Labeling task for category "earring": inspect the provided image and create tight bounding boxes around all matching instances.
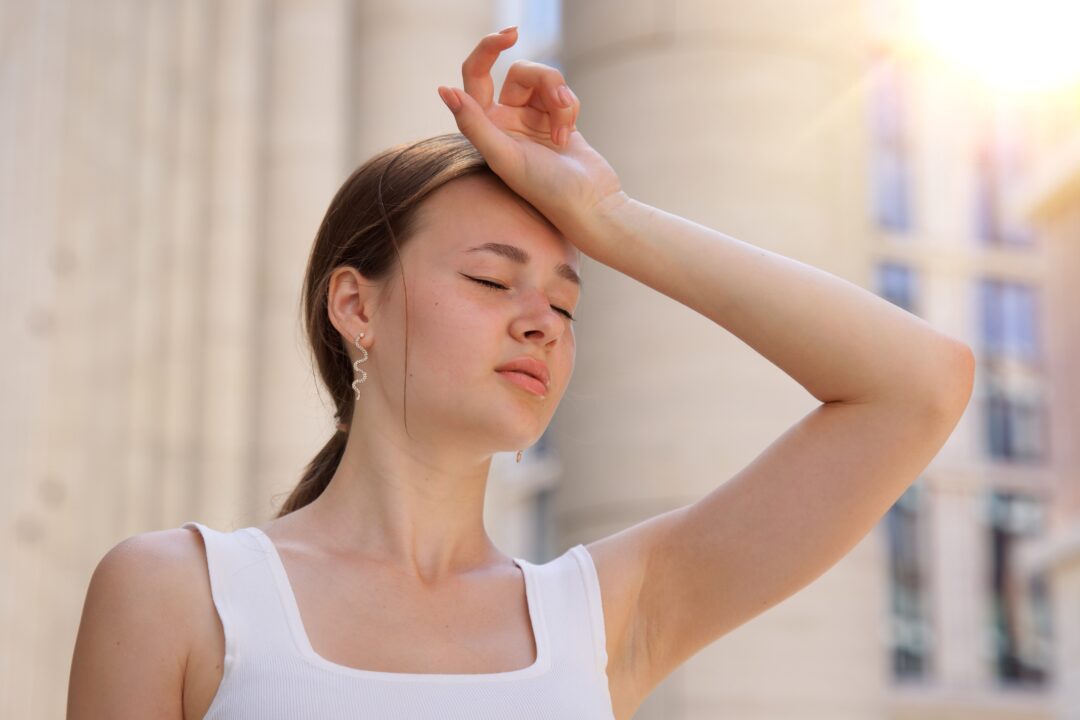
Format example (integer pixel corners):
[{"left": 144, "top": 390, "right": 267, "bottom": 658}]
[
  {"left": 516, "top": 450, "right": 523, "bottom": 463},
  {"left": 352, "top": 333, "right": 369, "bottom": 400}
]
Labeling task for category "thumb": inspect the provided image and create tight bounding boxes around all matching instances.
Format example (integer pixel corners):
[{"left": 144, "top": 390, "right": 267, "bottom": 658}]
[{"left": 438, "top": 86, "right": 518, "bottom": 175}]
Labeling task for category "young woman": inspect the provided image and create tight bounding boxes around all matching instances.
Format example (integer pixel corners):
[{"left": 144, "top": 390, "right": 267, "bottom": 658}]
[{"left": 68, "top": 27, "right": 975, "bottom": 720}]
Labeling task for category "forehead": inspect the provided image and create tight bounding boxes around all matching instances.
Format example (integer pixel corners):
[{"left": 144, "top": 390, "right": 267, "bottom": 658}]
[{"left": 416, "top": 175, "right": 580, "bottom": 269}]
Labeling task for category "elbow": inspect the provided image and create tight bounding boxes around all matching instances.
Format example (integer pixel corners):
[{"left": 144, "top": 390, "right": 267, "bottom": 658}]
[{"left": 923, "top": 340, "right": 976, "bottom": 422}]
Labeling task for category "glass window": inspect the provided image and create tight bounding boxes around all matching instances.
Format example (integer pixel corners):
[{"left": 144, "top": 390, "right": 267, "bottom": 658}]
[
  {"left": 885, "top": 480, "right": 934, "bottom": 680},
  {"left": 868, "top": 53, "right": 912, "bottom": 232},
  {"left": 978, "top": 279, "right": 1040, "bottom": 364},
  {"left": 985, "top": 390, "right": 1048, "bottom": 462},
  {"left": 877, "top": 262, "right": 918, "bottom": 314},
  {"left": 974, "top": 109, "right": 1036, "bottom": 248},
  {"left": 978, "top": 279, "right": 1046, "bottom": 462},
  {"left": 985, "top": 491, "right": 1053, "bottom": 686}
]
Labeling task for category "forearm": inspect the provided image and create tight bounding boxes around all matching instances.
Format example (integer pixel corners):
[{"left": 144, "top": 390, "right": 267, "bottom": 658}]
[{"left": 581, "top": 194, "right": 971, "bottom": 407}]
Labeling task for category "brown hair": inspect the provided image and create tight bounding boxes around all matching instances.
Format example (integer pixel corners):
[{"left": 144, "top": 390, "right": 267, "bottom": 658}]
[{"left": 273, "top": 132, "right": 498, "bottom": 518}]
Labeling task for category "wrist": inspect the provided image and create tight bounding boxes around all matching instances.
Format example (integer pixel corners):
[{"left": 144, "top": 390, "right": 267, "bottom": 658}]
[{"left": 573, "top": 190, "right": 635, "bottom": 263}]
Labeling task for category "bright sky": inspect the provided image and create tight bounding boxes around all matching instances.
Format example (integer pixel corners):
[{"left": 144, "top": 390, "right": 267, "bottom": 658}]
[{"left": 911, "top": 0, "right": 1080, "bottom": 94}]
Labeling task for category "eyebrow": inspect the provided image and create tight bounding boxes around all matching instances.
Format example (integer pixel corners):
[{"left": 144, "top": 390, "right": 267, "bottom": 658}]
[{"left": 462, "top": 242, "right": 582, "bottom": 288}]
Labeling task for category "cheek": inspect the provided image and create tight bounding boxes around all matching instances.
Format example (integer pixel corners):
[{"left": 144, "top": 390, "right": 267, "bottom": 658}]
[{"left": 409, "top": 291, "right": 492, "bottom": 384}]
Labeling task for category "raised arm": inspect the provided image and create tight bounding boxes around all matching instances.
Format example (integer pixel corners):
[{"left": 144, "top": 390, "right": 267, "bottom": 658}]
[
  {"left": 438, "top": 30, "right": 974, "bottom": 719},
  {"left": 576, "top": 193, "right": 973, "bottom": 714},
  {"left": 583, "top": 192, "right": 973, "bottom": 408}
]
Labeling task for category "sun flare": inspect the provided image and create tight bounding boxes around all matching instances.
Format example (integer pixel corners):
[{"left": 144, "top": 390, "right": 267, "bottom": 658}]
[{"left": 911, "top": 0, "right": 1080, "bottom": 94}]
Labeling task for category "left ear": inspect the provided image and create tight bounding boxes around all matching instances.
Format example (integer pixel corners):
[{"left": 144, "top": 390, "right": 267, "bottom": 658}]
[{"left": 327, "top": 266, "right": 381, "bottom": 349}]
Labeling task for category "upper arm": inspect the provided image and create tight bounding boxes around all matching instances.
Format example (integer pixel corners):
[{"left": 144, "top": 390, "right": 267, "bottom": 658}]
[
  {"left": 592, "top": 342, "right": 975, "bottom": 708},
  {"left": 68, "top": 530, "right": 198, "bottom": 720}
]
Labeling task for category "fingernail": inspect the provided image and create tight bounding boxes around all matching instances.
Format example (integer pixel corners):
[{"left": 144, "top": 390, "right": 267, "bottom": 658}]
[
  {"left": 438, "top": 86, "right": 461, "bottom": 112},
  {"left": 557, "top": 84, "right": 572, "bottom": 107},
  {"left": 498, "top": 25, "right": 517, "bottom": 34},
  {"left": 557, "top": 126, "right": 568, "bottom": 146}
]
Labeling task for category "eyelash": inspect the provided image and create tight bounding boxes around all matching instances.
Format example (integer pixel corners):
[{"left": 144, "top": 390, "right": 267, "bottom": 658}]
[{"left": 466, "top": 276, "right": 576, "bottom": 322}]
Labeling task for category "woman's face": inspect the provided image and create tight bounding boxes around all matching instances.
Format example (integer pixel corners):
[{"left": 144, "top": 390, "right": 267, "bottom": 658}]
[{"left": 368, "top": 173, "right": 581, "bottom": 456}]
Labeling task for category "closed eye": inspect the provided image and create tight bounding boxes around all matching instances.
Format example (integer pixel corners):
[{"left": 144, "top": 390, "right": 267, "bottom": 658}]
[{"left": 464, "top": 275, "right": 576, "bottom": 322}]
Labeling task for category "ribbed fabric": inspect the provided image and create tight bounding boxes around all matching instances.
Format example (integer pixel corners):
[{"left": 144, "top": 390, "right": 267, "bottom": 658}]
[{"left": 181, "top": 521, "right": 617, "bottom": 719}]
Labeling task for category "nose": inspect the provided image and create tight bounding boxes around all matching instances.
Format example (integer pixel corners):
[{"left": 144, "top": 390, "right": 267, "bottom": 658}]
[{"left": 510, "top": 288, "right": 568, "bottom": 345}]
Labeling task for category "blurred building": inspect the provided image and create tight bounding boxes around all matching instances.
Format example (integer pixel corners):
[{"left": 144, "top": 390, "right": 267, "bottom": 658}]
[
  {"left": 0, "top": 0, "right": 1074, "bottom": 719},
  {"left": 859, "top": 5, "right": 1058, "bottom": 719},
  {"left": 557, "top": 1, "right": 1062, "bottom": 719},
  {"left": 1017, "top": 90, "right": 1080, "bottom": 720}
]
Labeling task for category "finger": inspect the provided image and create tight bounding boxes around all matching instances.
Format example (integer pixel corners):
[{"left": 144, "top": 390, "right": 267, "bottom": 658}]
[
  {"left": 460, "top": 28, "right": 518, "bottom": 109},
  {"left": 522, "top": 87, "right": 578, "bottom": 147},
  {"left": 438, "top": 86, "right": 520, "bottom": 175},
  {"left": 515, "top": 80, "right": 577, "bottom": 147},
  {"left": 518, "top": 105, "right": 553, "bottom": 136},
  {"left": 498, "top": 60, "right": 577, "bottom": 145},
  {"left": 524, "top": 88, "right": 578, "bottom": 144},
  {"left": 567, "top": 86, "right": 581, "bottom": 129},
  {"left": 516, "top": 87, "right": 583, "bottom": 142}
]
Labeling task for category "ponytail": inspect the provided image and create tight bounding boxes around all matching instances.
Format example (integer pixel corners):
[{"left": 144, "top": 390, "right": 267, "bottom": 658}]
[{"left": 273, "top": 133, "right": 495, "bottom": 517}]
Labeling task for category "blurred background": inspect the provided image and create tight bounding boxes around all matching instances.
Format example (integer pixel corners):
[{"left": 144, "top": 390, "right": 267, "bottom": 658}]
[{"left": 2, "top": 0, "right": 1079, "bottom": 718}]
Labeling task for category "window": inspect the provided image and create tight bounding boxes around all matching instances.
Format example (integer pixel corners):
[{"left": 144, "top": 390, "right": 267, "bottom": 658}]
[
  {"left": 978, "top": 279, "right": 1039, "bottom": 362},
  {"left": 877, "top": 262, "right": 918, "bottom": 314},
  {"left": 868, "top": 53, "right": 912, "bottom": 232},
  {"left": 885, "top": 480, "right": 934, "bottom": 680},
  {"left": 978, "top": 279, "right": 1047, "bottom": 462},
  {"left": 985, "top": 491, "right": 1053, "bottom": 686},
  {"left": 974, "top": 108, "right": 1036, "bottom": 247}
]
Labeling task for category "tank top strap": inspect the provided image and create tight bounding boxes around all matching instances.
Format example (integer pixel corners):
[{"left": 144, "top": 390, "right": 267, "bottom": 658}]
[
  {"left": 519, "top": 543, "right": 610, "bottom": 680},
  {"left": 181, "top": 521, "right": 300, "bottom": 660}
]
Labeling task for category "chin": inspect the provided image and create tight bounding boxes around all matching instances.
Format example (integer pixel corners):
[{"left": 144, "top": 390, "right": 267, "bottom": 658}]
[
  {"left": 446, "top": 406, "right": 538, "bottom": 449},
  {"left": 493, "top": 415, "right": 549, "bottom": 451}
]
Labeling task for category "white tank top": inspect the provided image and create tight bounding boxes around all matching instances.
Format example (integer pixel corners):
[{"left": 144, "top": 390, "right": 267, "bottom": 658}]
[{"left": 181, "top": 521, "right": 617, "bottom": 719}]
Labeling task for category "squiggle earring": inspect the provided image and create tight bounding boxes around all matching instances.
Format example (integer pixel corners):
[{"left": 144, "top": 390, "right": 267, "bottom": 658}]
[{"left": 352, "top": 333, "right": 368, "bottom": 400}]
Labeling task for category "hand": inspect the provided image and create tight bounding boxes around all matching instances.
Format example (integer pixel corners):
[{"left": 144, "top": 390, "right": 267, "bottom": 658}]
[{"left": 437, "top": 28, "right": 627, "bottom": 258}]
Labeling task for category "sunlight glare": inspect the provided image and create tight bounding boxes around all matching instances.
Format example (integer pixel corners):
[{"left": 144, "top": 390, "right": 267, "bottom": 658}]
[{"left": 912, "top": 0, "right": 1080, "bottom": 94}]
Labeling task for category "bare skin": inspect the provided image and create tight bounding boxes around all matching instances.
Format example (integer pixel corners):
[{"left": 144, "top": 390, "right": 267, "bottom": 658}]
[
  {"left": 179, "top": 169, "right": 606, "bottom": 717},
  {"left": 70, "top": 27, "right": 973, "bottom": 720}
]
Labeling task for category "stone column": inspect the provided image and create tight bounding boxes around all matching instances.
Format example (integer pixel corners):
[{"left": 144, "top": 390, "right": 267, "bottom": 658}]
[
  {"left": 553, "top": 2, "right": 878, "bottom": 717},
  {"left": 249, "top": 0, "right": 353, "bottom": 519},
  {"left": 350, "top": 0, "right": 493, "bottom": 159}
]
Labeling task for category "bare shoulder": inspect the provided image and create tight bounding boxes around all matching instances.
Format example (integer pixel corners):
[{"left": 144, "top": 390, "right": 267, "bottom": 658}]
[{"left": 68, "top": 528, "right": 208, "bottom": 720}]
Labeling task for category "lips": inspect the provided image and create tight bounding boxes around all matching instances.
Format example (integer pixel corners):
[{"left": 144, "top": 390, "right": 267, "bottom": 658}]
[
  {"left": 497, "top": 370, "right": 547, "bottom": 397},
  {"left": 494, "top": 356, "right": 550, "bottom": 389}
]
